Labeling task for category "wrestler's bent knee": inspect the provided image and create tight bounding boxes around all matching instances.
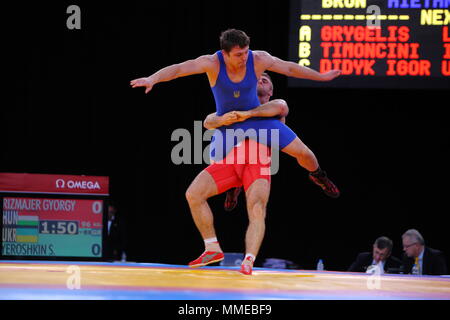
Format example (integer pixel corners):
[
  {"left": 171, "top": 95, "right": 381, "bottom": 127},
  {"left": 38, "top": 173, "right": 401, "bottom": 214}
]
[{"left": 185, "top": 185, "right": 205, "bottom": 205}]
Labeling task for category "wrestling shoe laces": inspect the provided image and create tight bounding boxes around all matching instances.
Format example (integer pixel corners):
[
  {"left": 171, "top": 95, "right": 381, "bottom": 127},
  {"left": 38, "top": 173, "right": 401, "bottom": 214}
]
[
  {"left": 188, "top": 251, "right": 224, "bottom": 268},
  {"left": 224, "top": 187, "right": 243, "bottom": 212},
  {"left": 240, "top": 256, "right": 254, "bottom": 275},
  {"left": 308, "top": 170, "right": 340, "bottom": 198}
]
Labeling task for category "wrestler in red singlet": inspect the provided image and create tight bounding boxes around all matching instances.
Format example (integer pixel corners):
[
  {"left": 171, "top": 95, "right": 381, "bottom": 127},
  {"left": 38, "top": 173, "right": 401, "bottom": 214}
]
[{"left": 206, "top": 138, "right": 271, "bottom": 195}]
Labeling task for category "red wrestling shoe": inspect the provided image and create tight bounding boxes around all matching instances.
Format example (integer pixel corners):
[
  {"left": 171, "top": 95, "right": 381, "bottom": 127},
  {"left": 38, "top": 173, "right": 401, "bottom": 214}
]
[
  {"left": 239, "top": 256, "right": 254, "bottom": 275},
  {"left": 188, "top": 251, "right": 224, "bottom": 268},
  {"left": 308, "top": 170, "right": 340, "bottom": 198},
  {"left": 224, "top": 187, "right": 243, "bottom": 212}
]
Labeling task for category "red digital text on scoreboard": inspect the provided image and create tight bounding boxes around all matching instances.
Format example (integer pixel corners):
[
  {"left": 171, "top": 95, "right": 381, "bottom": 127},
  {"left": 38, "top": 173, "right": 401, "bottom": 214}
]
[
  {"left": 443, "top": 26, "right": 450, "bottom": 74},
  {"left": 318, "top": 25, "right": 442, "bottom": 76}
]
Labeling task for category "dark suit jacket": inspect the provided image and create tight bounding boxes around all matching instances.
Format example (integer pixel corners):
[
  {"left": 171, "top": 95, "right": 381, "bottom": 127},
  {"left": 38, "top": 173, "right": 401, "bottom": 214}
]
[
  {"left": 348, "top": 252, "right": 402, "bottom": 273},
  {"left": 106, "top": 216, "right": 126, "bottom": 261},
  {"left": 401, "top": 247, "right": 447, "bottom": 275}
]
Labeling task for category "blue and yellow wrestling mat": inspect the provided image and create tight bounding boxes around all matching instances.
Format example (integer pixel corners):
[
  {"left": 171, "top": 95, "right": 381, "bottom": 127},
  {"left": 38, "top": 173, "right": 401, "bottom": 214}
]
[{"left": 1, "top": 260, "right": 449, "bottom": 300}]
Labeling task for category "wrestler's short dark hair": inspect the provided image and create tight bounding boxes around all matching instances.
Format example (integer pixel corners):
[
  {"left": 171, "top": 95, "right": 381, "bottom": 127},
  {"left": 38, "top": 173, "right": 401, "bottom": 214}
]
[
  {"left": 220, "top": 29, "right": 250, "bottom": 53},
  {"left": 261, "top": 72, "right": 272, "bottom": 83},
  {"left": 374, "top": 236, "right": 393, "bottom": 252}
]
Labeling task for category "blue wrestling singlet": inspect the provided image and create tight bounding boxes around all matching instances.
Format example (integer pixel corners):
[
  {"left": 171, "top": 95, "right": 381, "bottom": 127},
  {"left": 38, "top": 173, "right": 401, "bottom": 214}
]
[{"left": 209, "top": 50, "right": 297, "bottom": 161}]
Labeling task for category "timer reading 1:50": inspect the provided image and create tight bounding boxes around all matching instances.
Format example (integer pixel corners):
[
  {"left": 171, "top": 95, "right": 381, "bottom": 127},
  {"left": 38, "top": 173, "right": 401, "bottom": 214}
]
[{"left": 39, "top": 221, "right": 79, "bottom": 235}]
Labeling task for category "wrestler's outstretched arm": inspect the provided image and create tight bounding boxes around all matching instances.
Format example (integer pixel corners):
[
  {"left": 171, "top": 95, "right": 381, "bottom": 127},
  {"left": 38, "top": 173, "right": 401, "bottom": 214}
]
[
  {"left": 130, "top": 55, "right": 216, "bottom": 93},
  {"left": 203, "top": 99, "right": 289, "bottom": 130},
  {"left": 254, "top": 50, "right": 341, "bottom": 81}
]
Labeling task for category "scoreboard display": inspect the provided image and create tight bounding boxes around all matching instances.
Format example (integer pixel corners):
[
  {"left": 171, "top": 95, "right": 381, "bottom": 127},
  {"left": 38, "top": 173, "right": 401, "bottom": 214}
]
[
  {"left": 288, "top": 0, "right": 450, "bottom": 88},
  {"left": 0, "top": 173, "right": 109, "bottom": 261},
  {"left": 2, "top": 197, "right": 103, "bottom": 258}
]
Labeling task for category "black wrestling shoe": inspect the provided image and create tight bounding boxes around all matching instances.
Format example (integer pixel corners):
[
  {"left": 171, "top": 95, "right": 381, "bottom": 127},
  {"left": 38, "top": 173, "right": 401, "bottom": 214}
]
[
  {"left": 224, "top": 187, "right": 243, "bottom": 211},
  {"left": 308, "top": 170, "right": 340, "bottom": 198}
]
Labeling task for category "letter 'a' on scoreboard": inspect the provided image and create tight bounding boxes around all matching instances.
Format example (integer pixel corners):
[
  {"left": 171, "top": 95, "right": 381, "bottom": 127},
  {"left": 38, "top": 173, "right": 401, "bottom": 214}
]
[
  {"left": 0, "top": 173, "right": 110, "bottom": 262},
  {"left": 288, "top": 0, "right": 450, "bottom": 89}
]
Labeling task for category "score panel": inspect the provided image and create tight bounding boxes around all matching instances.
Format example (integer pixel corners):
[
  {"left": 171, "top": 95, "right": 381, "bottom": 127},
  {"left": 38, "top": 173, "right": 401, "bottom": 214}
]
[
  {"left": 2, "top": 197, "right": 104, "bottom": 258},
  {"left": 0, "top": 173, "right": 109, "bottom": 261},
  {"left": 288, "top": 0, "right": 450, "bottom": 88}
]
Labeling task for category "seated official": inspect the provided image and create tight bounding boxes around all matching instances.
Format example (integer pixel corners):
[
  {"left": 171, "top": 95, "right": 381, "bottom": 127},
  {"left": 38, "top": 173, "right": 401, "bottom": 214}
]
[
  {"left": 348, "top": 236, "right": 402, "bottom": 274},
  {"left": 401, "top": 229, "right": 447, "bottom": 276}
]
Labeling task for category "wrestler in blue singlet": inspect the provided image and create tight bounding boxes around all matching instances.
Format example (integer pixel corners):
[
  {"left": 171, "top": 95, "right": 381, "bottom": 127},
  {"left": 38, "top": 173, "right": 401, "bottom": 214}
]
[{"left": 209, "top": 50, "right": 297, "bottom": 161}]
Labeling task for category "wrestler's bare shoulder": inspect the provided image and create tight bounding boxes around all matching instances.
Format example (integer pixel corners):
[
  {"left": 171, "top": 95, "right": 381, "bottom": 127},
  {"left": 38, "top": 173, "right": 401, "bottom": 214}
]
[
  {"left": 252, "top": 50, "right": 272, "bottom": 61},
  {"left": 197, "top": 53, "right": 219, "bottom": 64},
  {"left": 252, "top": 50, "right": 275, "bottom": 73},
  {"left": 194, "top": 53, "right": 219, "bottom": 73}
]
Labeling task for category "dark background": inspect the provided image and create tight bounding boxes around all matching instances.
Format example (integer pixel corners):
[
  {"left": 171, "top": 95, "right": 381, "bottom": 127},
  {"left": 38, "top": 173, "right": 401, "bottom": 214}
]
[{"left": 2, "top": 1, "right": 449, "bottom": 271}]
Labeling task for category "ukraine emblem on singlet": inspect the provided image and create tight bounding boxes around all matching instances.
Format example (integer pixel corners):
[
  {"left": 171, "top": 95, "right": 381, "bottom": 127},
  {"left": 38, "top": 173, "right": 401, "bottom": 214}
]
[{"left": 233, "top": 90, "right": 240, "bottom": 98}]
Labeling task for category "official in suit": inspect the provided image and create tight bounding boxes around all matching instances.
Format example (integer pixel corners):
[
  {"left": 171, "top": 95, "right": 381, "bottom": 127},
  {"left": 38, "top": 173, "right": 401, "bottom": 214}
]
[
  {"left": 348, "top": 236, "right": 402, "bottom": 274},
  {"left": 106, "top": 202, "right": 127, "bottom": 261},
  {"left": 401, "top": 229, "right": 447, "bottom": 276}
]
